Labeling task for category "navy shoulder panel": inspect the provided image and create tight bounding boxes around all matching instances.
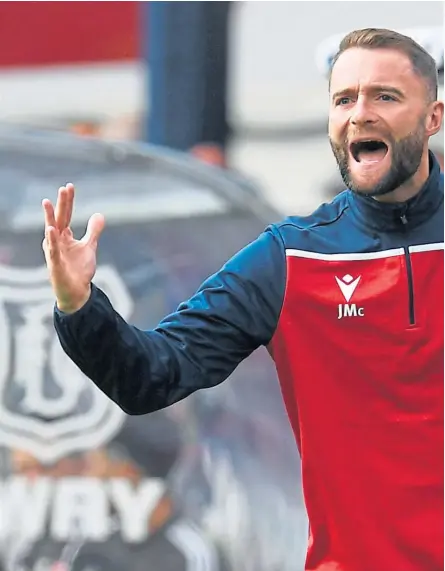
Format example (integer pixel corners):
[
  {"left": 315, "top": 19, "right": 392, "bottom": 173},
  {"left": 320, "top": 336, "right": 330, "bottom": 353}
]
[
  {"left": 281, "top": 191, "right": 350, "bottom": 231},
  {"left": 271, "top": 191, "right": 378, "bottom": 255}
]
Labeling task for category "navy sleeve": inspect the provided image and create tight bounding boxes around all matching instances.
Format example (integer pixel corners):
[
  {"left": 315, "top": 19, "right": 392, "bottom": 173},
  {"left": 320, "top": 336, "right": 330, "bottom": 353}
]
[{"left": 53, "top": 225, "right": 286, "bottom": 414}]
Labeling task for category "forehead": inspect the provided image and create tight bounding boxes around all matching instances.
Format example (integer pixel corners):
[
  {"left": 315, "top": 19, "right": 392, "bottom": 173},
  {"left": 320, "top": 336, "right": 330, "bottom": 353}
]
[{"left": 330, "top": 47, "right": 424, "bottom": 95}]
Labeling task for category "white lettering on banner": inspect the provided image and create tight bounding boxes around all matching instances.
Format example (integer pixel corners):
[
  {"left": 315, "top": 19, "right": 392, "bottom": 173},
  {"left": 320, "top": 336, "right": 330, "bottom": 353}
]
[
  {"left": 110, "top": 479, "right": 166, "bottom": 542},
  {"left": 0, "top": 265, "right": 133, "bottom": 462},
  {"left": 0, "top": 477, "right": 166, "bottom": 543},
  {"left": 51, "top": 478, "right": 110, "bottom": 542},
  {"left": 0, "top": 477, "right": 52, "bottom": 540}
]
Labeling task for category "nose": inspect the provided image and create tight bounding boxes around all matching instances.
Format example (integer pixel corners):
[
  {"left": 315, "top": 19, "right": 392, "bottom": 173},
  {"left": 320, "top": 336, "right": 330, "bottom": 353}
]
[{"left": 350, "top": 97, "right": 378, "bottom": 127}]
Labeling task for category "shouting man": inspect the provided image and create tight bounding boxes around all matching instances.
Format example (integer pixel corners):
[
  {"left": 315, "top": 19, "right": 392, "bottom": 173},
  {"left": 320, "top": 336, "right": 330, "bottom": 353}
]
[{"left": 43, "top": 29, "right": 444, "bottom": 571}]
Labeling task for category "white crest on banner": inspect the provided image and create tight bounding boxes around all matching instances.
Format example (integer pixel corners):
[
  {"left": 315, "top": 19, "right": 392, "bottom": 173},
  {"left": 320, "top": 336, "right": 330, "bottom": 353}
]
[{"left": 0, "top": 265, "right": 133, "bottom": 463}]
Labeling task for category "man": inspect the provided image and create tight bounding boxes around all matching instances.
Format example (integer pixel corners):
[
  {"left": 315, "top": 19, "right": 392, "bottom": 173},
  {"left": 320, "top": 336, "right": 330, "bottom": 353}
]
[{"left": 42, "top": 29, "right": 444, "bottom": 571}]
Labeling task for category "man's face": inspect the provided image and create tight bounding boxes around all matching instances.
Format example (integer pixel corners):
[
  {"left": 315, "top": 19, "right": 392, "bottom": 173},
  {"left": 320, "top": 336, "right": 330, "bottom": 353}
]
[{"left": 328, "top": 47, "right": 434, "bottom": 196}]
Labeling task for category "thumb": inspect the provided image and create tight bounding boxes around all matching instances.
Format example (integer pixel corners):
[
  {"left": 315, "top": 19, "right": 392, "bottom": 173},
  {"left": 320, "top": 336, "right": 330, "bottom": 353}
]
[{"left": 82, "top": 213, "right": 105, "bottom": 247}]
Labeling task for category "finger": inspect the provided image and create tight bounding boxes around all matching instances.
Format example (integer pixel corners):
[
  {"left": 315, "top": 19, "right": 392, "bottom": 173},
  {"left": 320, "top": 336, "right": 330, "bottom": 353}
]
[
  {"left": 46, "top": 225, "right": 61, "bottom": 264},
  {"left": 42, "top": 199, "right": 57, "bottom": 230},
  {"left": 54, "top": 184, "right": 74, "bottom": 231},
  {"left": 63, "top": 183, "right": 75, "bottom": 229},
  {"left": 81, "top": 213, "right": 105, "bottom": 247}
]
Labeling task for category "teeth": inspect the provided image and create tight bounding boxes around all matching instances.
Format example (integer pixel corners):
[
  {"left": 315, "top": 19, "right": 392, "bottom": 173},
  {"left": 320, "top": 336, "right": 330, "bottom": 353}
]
[{"left": 354, "top": 140, "right": 383, "bottom": 144}]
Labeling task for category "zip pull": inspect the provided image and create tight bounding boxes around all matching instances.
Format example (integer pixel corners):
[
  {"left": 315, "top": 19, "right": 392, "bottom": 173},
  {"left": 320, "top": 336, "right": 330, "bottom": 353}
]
[{"left": 399, "top": 205, "right": 409, "bottom": 226}]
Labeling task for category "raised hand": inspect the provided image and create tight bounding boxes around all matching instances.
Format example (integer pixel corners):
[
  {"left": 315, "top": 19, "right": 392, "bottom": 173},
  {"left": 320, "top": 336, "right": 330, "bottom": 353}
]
[{"left": 42, "top": 183, "right": 105, "bottom": 313}]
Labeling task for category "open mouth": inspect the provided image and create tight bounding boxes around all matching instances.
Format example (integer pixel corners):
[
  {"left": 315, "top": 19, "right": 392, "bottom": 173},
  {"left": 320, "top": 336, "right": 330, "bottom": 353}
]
[{"left": 350, "top": 140, "right": 388, "bottom": 163}]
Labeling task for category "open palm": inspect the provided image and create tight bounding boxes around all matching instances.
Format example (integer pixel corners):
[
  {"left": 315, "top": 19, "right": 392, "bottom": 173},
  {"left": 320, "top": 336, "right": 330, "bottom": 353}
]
[{"left": 42, "top": 183, "right": 105, "bottom": 313}]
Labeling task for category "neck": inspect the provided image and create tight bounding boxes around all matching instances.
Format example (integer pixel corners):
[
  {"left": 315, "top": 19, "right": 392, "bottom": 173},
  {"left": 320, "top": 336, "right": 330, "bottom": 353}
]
[{"left": 374, "top": 149, "right": 430, "bottom": 204}]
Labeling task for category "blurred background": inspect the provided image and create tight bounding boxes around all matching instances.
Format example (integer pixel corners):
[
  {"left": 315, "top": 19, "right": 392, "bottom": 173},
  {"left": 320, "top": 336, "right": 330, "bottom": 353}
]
[{"left": 0, "top": 2, "right": 443, "bottom": 571}]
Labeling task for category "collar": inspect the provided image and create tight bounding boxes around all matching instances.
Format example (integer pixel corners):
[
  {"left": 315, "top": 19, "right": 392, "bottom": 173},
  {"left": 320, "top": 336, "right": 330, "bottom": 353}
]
[{"left": 348, "top": 151, "right": 443, "bottom": 232}]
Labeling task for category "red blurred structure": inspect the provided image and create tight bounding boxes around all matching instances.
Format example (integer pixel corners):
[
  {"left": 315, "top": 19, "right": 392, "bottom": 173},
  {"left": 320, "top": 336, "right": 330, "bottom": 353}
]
[{"left": 0, "top": 1, "right": 139, "bottom": 67}]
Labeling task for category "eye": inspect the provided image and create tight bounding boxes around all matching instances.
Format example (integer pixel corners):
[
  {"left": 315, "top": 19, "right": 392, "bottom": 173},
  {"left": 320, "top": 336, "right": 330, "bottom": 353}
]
[
  {"left": 378, "top": 94, "right": 396, "bottom": 102},
  {"left": 336, "top": 97, "right": 352, "bottom": 106}
]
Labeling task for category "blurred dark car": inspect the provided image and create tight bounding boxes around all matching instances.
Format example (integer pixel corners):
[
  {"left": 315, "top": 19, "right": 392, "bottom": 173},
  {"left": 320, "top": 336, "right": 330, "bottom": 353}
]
[{"left": 0, "top": 127, "right": 307, "bottom": 571}]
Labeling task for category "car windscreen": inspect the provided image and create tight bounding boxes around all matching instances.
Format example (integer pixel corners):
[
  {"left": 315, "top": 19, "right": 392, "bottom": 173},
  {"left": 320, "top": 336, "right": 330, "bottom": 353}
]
[{"left": 0, "top": 136, "right": 307, "bottom": 571}]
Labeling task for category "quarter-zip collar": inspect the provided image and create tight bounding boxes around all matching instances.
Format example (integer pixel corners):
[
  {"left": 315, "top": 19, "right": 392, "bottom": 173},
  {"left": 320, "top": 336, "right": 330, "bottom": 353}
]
[{"left": 348, "top": 151, "right": 443, "bottom": 232}]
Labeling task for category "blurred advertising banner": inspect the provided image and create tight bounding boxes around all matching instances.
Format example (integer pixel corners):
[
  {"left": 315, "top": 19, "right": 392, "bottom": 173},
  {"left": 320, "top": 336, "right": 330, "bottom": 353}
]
[
  {"left": 0, "top": 128, "right": 308, "bottom": 571},
  {"left": 0, "top": 2, "right": 138, "bottom": 68}
]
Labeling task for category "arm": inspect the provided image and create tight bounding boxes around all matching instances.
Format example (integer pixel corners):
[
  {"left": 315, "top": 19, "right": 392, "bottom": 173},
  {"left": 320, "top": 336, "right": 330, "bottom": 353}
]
[{"left": 53, "top": 226, "right": 286, "bottom": 415}]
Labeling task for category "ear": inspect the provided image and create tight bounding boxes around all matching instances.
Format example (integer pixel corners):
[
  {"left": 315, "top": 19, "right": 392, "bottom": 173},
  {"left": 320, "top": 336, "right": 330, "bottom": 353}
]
[{"left": 426, "top": 100, "right": 444, "bottom": 137}]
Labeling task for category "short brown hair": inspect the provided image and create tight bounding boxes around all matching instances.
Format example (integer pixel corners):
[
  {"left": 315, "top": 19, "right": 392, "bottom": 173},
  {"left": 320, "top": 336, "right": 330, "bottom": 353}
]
[{"left": 329, "top": 28, "right": 438, "bottom": 101}]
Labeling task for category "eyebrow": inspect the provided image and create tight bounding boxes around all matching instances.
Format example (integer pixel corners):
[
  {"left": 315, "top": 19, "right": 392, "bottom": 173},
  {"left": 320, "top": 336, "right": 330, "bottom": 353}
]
[{"left": 331, "top": 85, "right": 405, "bottom": 100}]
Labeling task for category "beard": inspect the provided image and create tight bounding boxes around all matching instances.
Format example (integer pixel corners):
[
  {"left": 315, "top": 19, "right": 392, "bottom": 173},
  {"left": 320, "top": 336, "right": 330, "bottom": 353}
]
[{"left": 329, "top": 124, "right": 425, "bottom": 197}]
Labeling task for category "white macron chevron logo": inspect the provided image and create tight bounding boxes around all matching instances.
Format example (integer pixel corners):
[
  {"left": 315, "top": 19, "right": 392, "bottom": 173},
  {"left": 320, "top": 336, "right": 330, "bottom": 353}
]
[{"left": 335, "top": 274, "right": 361, "bottom": 303}]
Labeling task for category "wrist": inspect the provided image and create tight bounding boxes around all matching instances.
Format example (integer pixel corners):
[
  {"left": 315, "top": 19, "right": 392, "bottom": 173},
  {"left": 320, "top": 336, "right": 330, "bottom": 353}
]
[{"left": 56, "top": 287, "right": 91, "bottom": 314}]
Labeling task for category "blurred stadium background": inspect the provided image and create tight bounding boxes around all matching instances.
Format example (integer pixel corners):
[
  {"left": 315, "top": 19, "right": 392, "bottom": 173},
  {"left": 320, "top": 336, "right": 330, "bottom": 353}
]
[{"left": 0, "top": 2, "right": 443, "bottom": 571}]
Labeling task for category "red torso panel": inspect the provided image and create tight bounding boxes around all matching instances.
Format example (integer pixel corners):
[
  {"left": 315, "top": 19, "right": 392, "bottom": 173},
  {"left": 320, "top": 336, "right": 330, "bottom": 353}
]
[{"left": 271, "top": 244, "right": 444, "bottom": 571}]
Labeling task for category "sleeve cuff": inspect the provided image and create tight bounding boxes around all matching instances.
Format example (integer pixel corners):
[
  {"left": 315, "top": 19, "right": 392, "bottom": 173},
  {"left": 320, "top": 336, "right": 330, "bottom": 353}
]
[{"left": 53, "top": 283, "right": 99, "bottom": 321}]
